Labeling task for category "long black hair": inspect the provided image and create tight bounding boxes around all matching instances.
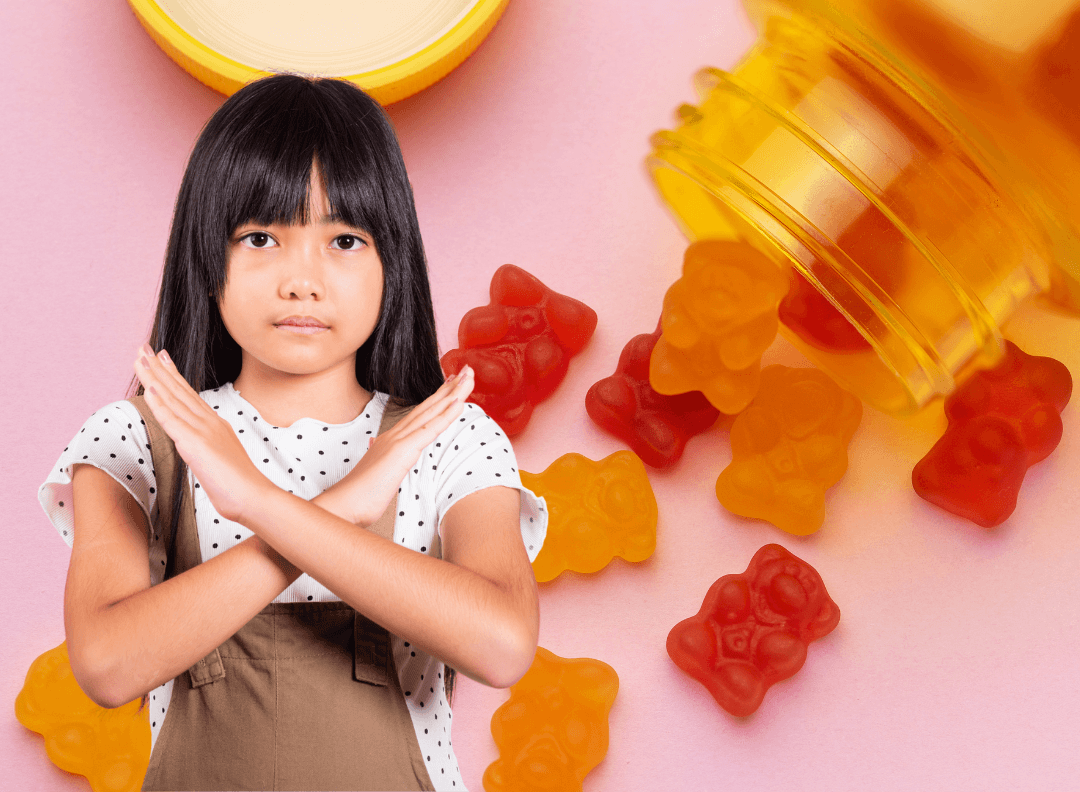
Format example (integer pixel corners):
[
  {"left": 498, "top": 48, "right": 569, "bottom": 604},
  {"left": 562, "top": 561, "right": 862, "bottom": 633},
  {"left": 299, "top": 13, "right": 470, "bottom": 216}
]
[
  {"left": 136, "top": 73, "right": 443, "bottom": 403},
  {"left": 133, "top": 75, "right": 444, "bottom": 554}
]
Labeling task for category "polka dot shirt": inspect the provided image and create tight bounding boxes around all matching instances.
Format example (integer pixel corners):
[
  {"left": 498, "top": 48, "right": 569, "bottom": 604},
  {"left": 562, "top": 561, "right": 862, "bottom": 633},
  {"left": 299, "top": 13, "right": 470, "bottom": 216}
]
[{"left": 39, "top": 383, "right": 547, "bottom": 792}]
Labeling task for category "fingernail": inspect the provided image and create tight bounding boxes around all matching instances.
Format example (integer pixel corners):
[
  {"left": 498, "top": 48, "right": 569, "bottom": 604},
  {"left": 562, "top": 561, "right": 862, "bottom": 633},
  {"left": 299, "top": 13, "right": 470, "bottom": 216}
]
[
  {"left": 158, "top": 349, "right": 171, "bottom": 363},
  {"left": 139, "top": 355, "right": 149, "bottom": 368},
  {"left": 461, "top": 365, "right": 473, "bottom": 378}
]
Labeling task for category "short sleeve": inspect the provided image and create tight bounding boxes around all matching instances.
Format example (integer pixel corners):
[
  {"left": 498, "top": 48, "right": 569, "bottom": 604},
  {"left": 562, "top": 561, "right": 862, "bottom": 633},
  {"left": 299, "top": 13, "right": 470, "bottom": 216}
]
[
  {"left": 430, "top": 402, "right": 547, "bottom": 562},
  {"left": 38, "top": 400, "right": 157, "bottom": 550}
]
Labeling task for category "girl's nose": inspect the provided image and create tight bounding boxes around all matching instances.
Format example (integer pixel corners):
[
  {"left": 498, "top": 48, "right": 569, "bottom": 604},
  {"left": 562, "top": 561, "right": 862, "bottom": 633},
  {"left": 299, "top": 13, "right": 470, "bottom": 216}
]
[{"left": 278, "top": 247, "right": 326, "bottom": 300}]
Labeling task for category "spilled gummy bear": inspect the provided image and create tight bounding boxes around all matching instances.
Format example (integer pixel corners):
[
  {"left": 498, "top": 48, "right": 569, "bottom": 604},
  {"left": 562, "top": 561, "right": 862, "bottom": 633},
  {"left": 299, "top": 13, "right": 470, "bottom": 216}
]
[
  {"left": 483, "top": 646, "right": 619, "bottom": 792},
  {"left": 441, "top": 265, "right": 597, "bottom": 436},
  {"left": 16, "top": 642, "right": 150, "bottom": 792},
  {"left": 667, "top": 544, "right": 840, "bottom": 717},
  {"left": 522, "top": 451, "right": 657, "bottom": 582},
  {"left": 716, "top": 365, "right": 862, "bottom": 535},
  {"left": 649, "top": 240, "right": 788, "bottom": 414},
  {"left": 912, "top": 340, "right": 1072, "bottom": 527},
  {"left": 586, "top": 318, "right": 719, "bottom": 468}
]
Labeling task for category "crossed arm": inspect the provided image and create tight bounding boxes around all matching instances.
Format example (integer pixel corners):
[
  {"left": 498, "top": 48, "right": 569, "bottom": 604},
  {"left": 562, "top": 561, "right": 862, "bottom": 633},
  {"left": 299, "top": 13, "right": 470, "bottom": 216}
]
[{"left": 64, "top": 351, "right": 539, "bottom": 709}]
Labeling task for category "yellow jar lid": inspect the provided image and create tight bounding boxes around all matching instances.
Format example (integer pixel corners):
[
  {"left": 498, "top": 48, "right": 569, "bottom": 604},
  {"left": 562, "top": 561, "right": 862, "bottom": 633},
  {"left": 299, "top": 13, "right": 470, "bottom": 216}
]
[{"left": 127, "top": 0, "right": 509, "bottom": 104}]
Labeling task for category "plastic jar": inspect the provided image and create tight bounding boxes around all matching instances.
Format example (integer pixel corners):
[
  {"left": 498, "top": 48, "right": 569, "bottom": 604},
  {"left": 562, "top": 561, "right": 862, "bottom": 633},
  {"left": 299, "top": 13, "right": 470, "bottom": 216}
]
[{"left": 648, "top": 0, "right": 1080, "bottom": 415}]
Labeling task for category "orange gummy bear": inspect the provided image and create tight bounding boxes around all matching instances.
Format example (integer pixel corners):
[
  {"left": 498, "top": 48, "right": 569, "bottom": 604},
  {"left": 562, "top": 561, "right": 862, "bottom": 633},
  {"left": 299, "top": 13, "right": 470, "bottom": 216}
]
[
  {"left": 521, "top": 451, "right": 657, "bottom": 582},
  {"left": 15, "top": 642, "right": 150, "bottom": 792},
  {"left": 716, "top": 366, "right": 862, "bottom": 535},
  {"left": 483, "top": 646, "right": 619, "bottom": 792},
  {"left": 649, "top": 240, "right": 788, "bottom": 414}
]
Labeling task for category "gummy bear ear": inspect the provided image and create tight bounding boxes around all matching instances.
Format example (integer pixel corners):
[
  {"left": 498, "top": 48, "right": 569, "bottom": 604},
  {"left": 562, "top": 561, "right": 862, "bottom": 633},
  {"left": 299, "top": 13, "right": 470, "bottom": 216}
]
[
  {"left": 491, "top": 264, "right": 545, "bottom": 306},
  {"left": 458, "top": 304, "right": 509, "bottom": 346},
  {"left": 808, "top": 598, "right": 841, "bottom": 640},
  {"left": 544, "top": 293, "right": 598, "bottom": 353},
  {"left": 564, "top": 662, "right": 620, "bottom": 708},
  {"left": 753, "top": 544, "right": 790, "bottom": 567},
  {"left": 1028, "top": 356, "right": 1074, "bottom": 411}
]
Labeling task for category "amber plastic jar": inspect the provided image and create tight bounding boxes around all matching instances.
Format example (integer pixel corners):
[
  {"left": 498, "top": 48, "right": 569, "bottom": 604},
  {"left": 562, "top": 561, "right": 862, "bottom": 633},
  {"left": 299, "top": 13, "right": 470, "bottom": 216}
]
[{"left": 649, "top": 0, "right": 1080, "bottom": 415}]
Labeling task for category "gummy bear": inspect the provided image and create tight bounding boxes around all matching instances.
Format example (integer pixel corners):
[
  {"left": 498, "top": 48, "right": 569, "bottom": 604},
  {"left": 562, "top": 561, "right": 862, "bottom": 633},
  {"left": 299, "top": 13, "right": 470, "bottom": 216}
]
[
  {"left": 585, "top": 318, "right": 720, "bottom": 468},
  {"left": 667, "top": 544, "right": 840, "bottom": 717},
  {"left": 778, "top": 270, "right": 871, "bottom": 353},
  {"left": 16, "top": 642, "right": 150, "bottom": 792},
  {"left": 912, "top": 340, "right": 1072, "bottom": 527},
  {"left": 715, "top": 365, "right": 862, "bottom": 535},
  {"left": 483, "top": 646, "right": 619, "bottom": 792},
  {"left": 441, "top": 265, "right": 598, "bottom": 436},
  {"left": 777, "top": 207, "right": 907, "bottom": 354},
  {"left": 521, "top": 451, "right": 657, "bottom": 582},
  {"left": 649, "top": 240, "right": 789, "bottom": 414}
]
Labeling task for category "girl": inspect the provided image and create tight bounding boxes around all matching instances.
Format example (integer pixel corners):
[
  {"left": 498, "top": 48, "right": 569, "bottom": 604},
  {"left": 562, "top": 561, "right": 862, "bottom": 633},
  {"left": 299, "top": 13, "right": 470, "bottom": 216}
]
[{"left": 39, "top": 74, "right": 545, "bottom": 791}]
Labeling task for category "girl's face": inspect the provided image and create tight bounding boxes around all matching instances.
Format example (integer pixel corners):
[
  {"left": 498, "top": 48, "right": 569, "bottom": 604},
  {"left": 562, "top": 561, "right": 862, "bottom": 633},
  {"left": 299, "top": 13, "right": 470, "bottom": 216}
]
[{"left": 219, "top": 175, "right": 384, "bottom": 384}]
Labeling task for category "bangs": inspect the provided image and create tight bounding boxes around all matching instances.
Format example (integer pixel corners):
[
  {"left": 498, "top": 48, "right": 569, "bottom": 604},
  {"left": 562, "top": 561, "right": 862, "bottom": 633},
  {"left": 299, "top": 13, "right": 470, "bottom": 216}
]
[{"left": 211, "top": 78, "right": 397, "bottom": 239}]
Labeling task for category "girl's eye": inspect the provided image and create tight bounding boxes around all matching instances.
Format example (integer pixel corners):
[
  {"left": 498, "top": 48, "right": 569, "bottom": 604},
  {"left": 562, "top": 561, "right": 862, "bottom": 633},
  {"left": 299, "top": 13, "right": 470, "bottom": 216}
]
[
  {"left": 240, "top": 232, "right": 277, "bottom": 249},
  {"left": 331, "top": 234, "right": 366, "bottom": 251}
]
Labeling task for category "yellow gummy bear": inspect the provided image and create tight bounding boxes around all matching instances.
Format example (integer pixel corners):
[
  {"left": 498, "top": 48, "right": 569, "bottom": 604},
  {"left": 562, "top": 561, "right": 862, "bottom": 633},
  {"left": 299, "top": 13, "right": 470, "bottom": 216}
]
[
  {"left": 649, "top": 240, "right": 788, "bottom": 414},
  {"left": 15, "top": 642, "right": 150, "bottom": 792},
  {"left": 521, "top": 451, "right": 657, "bottom": 582},
  {"left": 483, "top": 646, "right": 619, "bottom": 792},
  {"left": 715, "top": 365, "right": 862, "bottom": 535}
]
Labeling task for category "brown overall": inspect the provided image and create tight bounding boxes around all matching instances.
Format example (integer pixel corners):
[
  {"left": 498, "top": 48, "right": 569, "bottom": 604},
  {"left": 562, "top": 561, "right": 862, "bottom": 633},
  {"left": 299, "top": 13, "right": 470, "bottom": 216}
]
[{"left": 131, "top": 396, "right": 439, "bottom": 792}]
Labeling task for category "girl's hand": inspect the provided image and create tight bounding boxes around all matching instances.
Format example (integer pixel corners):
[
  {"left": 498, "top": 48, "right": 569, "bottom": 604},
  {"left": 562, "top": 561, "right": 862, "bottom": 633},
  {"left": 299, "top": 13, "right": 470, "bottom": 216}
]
[
  {"left": 134, "top": 344, "right": 270, "bottom": 524},
  {"left": 320, "top": 366, "right": 475, "bottom": 526}
]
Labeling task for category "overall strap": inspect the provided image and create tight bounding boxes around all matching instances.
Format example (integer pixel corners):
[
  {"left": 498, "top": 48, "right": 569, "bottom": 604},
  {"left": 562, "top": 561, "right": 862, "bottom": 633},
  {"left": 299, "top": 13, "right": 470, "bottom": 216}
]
[
  {"left": 128, "top": 394, "right": 179, "bottom": 568},
  {"left": 128, "top": 395, "right": 224, "bottom": 686}
]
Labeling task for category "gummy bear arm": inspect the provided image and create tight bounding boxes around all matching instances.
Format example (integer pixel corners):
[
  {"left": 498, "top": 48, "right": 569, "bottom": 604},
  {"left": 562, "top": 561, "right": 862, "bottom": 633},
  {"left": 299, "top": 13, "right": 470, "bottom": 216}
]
[{"left": 65, "top": 465, "right": 302, "bottom": 709}]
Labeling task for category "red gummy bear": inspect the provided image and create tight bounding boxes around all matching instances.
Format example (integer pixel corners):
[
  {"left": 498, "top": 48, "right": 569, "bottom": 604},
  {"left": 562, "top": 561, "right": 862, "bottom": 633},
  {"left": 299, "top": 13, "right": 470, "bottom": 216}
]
[
  {"left": 585, "top": 319, "right": 720, "bottom": 468},
  {"left": 778, "top": 208, "right": 906, "bottom": 354},
  {"left": 667, "top": 544, "right": 840, "bottom": 717},
  {"left": 912, "top": 340, "right": 1072, "bottom": 527},
  {"left": 441, "top": 265, "right": 598, "bottom": 436},
  {"left": 778, "top": 270, "right": 871, "bottom": 353}
]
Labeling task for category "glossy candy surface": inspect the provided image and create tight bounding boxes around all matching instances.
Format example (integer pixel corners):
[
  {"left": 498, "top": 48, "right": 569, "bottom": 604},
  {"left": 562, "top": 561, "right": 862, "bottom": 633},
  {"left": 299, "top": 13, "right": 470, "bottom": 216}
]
[
  {"left": 15, "top": 642, "right": 150, "bottom": 792},
  {"left": 483, "top": 646, "right": 619, "bottom": 792},
  {"left": 778, "top": 270, "right": 871, "bottom": 353},
  {"left": 716, "top": 365, "right": 862, "bottom": 535},
  {"left": 912, "top": 340, "right": 1073, "bottom": 527},
  {"left": 777, "top": 208, "right": 907, "bottom": 354},
  {"left": 586, "top": 318, "right": 719, "bottom": 467},
  {"left": 441, "top": 265, "right": 598, "bottom": 436},
  {"left": 522, "top": 451, "right": 657, "bottom": 582},
  {"left": 649, "top": 240, "right": 788, "bottom": 414},
  {"left": 667, "top": 544, "right": 840, "bottom": 717}
]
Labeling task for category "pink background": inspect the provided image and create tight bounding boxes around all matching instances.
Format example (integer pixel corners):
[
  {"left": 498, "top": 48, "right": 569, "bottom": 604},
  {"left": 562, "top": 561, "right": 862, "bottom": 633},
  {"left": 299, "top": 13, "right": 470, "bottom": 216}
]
[{"left": 4, "top": 1, "right": 1080, "bottom": 790}]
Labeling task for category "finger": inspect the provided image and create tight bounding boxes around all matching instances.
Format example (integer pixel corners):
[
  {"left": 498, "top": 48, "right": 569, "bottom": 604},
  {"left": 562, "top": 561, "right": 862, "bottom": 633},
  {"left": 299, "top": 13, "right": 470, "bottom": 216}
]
[
  {"left": 393, "top": 386, "right": 468, "bottom": 444},
  {"left": 134, "top": 345, "right": 167, "bottom": 396},
  {"left": 142, "top": 345, "right": 214, "bottom": 419},
  {"left": 153, "top": 349, "right": 223, "bottom": 424},
  {"left": 394, "top": 366, "right": 474, "bottom": 434},
  {"left": 136, "top": 352, "right": 206, "bottom": 428}
]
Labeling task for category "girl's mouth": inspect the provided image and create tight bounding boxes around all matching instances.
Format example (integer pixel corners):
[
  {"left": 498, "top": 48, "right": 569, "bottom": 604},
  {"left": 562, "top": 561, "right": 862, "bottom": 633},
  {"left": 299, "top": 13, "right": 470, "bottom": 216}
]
[{"left": 275, "top": 316, "right": 329, "bottom": 334}]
